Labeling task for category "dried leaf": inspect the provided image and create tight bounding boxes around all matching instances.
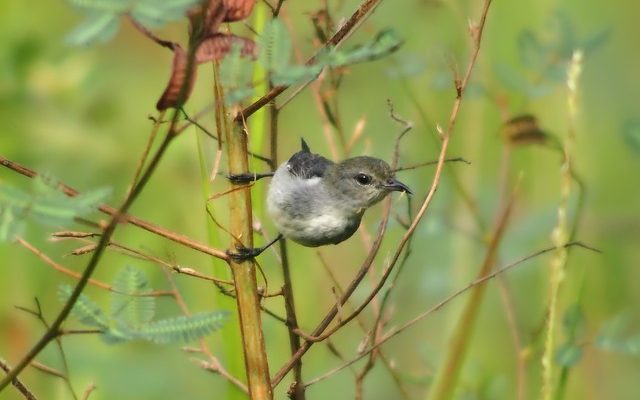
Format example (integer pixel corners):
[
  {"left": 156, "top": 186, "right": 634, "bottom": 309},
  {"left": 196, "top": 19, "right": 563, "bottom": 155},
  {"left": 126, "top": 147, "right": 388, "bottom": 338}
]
[
  {"left": 156, "top": 35, "right": 256, "bottom": 110},
  {"left": 223, "top": 0, "right": 255, "bottom": 22},
  {"left": 502, "top": 114, "right": 548, "bottom": 146},
  {"left": 156, "top": 44, "right": 195, "bottom": 111},
  {"left": 196, "top": 33, "right": 256, "bottom": 63}
]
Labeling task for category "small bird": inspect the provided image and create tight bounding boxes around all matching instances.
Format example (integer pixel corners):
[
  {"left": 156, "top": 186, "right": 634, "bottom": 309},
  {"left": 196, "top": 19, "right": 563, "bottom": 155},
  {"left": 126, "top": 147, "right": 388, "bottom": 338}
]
[{"left": 228, "top": 139, "right": 411, "bottom": 260}]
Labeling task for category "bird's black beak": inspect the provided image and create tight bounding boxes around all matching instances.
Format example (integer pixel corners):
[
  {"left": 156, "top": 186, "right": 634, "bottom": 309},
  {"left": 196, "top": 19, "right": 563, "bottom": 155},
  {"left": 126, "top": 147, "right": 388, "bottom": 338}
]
[{"left": 384, "top": 178, "right": 413, "bottom": 195}]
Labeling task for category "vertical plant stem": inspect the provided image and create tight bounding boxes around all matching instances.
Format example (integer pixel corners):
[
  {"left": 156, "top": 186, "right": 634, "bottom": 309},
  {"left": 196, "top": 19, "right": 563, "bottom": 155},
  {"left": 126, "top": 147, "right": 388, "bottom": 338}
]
[
  {"left": 540, "top": 50, "right": 583, "bottom": 400},
  {"left": 269, "top": 97, "right": 306, "bottom": 398},
  {"left": 223, "top": 99, "right": 272, "bottom": 398},
  {"left": 195, "top": 131, "right": 246, "bottom": 399}
]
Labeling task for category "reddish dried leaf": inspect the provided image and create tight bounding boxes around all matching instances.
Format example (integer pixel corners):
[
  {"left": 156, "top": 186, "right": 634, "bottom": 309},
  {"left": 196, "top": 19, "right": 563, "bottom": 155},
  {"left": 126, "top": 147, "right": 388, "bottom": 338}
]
[
  {"left": 156, "top": 35, "right": 256, "bottom": 110},
  {"left": 502, "top": 114, "right": 548, "bottom": 146},
  {"left": 156, "top": 45, "right": 197, "bottom": 111},
  {"left": 223, "top": 0, "right": 256, "bottom": 22},
  {"left": 204, "top": 0, "right": 228, "bottom": 33},
  {"left": 196, "top": 33, "right": 257, "bottom": 64}
]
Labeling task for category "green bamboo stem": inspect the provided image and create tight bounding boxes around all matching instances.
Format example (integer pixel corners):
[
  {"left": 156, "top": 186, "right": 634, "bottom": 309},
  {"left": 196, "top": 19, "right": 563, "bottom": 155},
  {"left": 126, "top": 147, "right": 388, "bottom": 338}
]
[{"left": 224, "top": 114, "right": 273, "bottom": 399}]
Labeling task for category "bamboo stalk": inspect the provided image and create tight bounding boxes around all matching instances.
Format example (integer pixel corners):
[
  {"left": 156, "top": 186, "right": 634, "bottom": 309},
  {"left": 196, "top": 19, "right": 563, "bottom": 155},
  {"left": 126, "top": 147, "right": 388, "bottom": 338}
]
[{"left": 223, "top": 110, "right": 273, "bottom": 399}]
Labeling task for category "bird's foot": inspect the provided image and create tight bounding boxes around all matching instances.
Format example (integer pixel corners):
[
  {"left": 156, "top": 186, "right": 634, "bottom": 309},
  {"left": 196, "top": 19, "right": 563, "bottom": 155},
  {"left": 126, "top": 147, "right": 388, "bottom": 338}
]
[
  {"left": 227, "top": 172, "right": 274, "bottom": 184},
  {"left": 226, "top": 244, "right": 265, "bottom": 262},
  {"left": 225, "top": 234, "right": 284, "bottom": 262}
]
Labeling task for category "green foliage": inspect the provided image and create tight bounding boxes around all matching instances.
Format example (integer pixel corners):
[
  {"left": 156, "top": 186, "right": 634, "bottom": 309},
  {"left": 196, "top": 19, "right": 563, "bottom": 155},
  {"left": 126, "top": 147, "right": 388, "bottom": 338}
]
[
  {"left": 596, "top": 313, "right": 640, "bottom": 356},
  {"left": 322, "top": 29, "right": 404, "bottom": 66},
  {"left": 260, "top": 20, "right": 404, "bottom": 87},
  {"left": 0, "top": 207, "right": 25, "bottom": 242},
  {"left": 220, "top": 20, "right": 404, "bottom": 102},
  {"left": 621, "top": 119, "right": 640, "bottom": 155},
  {"left": 136, "top": 312, "right": 230, "bottom": 344},
  {"left": 493, "top": 10, "right": 610, "bottom": 98},
  {"left": 258, "top": 18, "right": 292, "bottom": 75},
  {"left": 219, "top": 43, "right": 255, "bottom": 105},
  {"left": 66, "top": 12, "right": 121, "bottom": 46},
  {"left": 0, "top": 175, "right": 110, "bottom": 242},
  {"left": 555, "top": 343, "right": 582, "bottom": 367},
  {"left": 59, "top": 265, "right": 229, "bottom": 345},
  {"left": 58, "top": 284, "right": 110, "bottom": 329},
  {"left": 65, "top": 0, "right": 201, "bottom": 45},
  {"left": 384, "top": 54, "right": 428, "bottom": 79},
  {"left": 111, "top": 265, "right": 155, "bottom": 327},
  {"left": 554, "top": 304, "right": 585, "bottom": 368}
]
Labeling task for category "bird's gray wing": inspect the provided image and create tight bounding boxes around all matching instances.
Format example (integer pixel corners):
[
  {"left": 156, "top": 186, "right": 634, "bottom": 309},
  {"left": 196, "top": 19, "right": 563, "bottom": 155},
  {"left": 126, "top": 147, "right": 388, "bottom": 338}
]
[{"left": 287, "top": 138, "right": 333, "bottom": 179}]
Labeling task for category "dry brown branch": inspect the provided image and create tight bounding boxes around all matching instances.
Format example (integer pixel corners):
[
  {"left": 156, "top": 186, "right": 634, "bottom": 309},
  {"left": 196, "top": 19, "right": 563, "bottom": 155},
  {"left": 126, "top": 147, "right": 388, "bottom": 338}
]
[
  {"left": 17, "top": 238, "right": 112, "bottom": 291},
  {"left": 0, "top": 358, "right": 37, "bottom": 400}
]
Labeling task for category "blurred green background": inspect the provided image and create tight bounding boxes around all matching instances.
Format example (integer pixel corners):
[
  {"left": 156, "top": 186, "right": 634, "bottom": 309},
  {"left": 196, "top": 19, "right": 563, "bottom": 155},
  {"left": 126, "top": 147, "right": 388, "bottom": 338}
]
[{"left": 1, "top": 0, "right": 639, "bottom": 399}]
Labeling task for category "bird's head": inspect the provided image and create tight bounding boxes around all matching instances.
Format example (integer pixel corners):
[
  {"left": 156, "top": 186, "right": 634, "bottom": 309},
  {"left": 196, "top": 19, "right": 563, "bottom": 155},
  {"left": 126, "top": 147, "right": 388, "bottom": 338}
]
[{"left": 326, "top": 156, "right": 412, "bottom": 210}]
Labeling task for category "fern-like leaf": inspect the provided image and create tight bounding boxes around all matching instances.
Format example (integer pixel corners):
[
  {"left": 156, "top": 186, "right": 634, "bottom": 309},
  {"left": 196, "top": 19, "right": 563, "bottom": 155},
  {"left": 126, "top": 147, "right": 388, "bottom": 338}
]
[
  {"left": 0, "top": 177, "right": 110, "bottom": 239},
  {"left": 258, "top": 18, "right": 291, "bottom": 74},
  {"left": 0, "top": 207, "right": 26, "bottom": 242},
  {"left": 326, "top": 29, "right": 404, "bottom": 67},
  {"left": 66, "top": 0, "right": 129, "bottom": 12},
  {"left": 130, "top": 0, "right": 201, "bottom": 29},
  {"left": 58, "top": 284, "right": 110, "bottom": 329},
  {"left": 65, "top": 12, "right": 121, "bottom": 46},
  {"left": 136, "top": 311, "right": 230, "bottom": 344},
  {"left": 111, "top": 265, "right": 155, "bottom": 327}
]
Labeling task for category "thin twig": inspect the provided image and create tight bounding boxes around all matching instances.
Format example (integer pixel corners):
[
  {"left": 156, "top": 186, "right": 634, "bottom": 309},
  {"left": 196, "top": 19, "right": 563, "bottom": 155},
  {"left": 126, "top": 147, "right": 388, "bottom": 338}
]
[
  {"left": 0, "top": 54, "right": 191, "bottom": 389},
  {"left": 393, "top": 157, "right": 470, "bottom": 172},
  {"left": 272, "top": 0, "right": 494, "bottom": 387},
  {"left": 81, "top": 382, "right": 96, "bottom": 400},
  {"left": 236, "top": 0, "right": 384, "bottom": 122},
  {"left": 14, "top": 299, "right": 79, "bottom": 399},
  {"left": 304, "top": 242, "right": 599, "bottom": 387},
  {"left": 0, "top": 358, "right": 37, "bottom": 400},
  {"left": 0, "top": 157, "right": 229, "bottom": 261}
]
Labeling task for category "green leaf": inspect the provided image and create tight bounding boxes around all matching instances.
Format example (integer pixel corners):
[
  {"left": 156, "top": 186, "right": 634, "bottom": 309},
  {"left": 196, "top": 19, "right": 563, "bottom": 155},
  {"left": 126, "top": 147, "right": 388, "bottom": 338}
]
[
  {"left": 384, "top": 55, "right": 427, "bottom": 79},
  {"left": 131, "top": 0, "right": 201, "bottom": 29},
  {"left": 58, "top": 284, "right": 110, "bottom": 329},
  {"left": 595, "top": 313, "right": 640, "bottom": 356},
  {"left": 562, "top": 303, "right": 585, "bottom": 338},
  {"left": 621, "top": 119, "right": 640, "bottom": 155},
  {"left": 596, "top": 334, "right": 640, "bottom": 356},
  {"left": 493, "top": 63, "right": 553, "bottom": 98},
  {"left": 581, "top": 28, "right": 611, "bottom": 54},
  {"left": 517, "top": 30, "right": 544, "bottom": 67},
  {"left": 326, "top": 29, "right": 404, "bottom": 67},
  {"left": 101, "top": 322, "right": 137, "bottom": 344},
  {"left": 66, "top": 0, "right": 129, "bottom": 12},
  {"left": 220, "top": 44, "right": 251, "bottom": 88},
  {"left": 111, "top": 265, "right": 155, "bottom": 327},
  {"left": 136, "top": 311, "right": 230, "bottom": 344},
  {"left": 65, "top": 12, "right": 121, "bottom": 46},
  {"left": 0, "top": 183, "right": 35, "bottom": 209},
  {"left": 224, "top": 87, "right": 255, "bottom": 105},
  {"left": 0, "top": 177, "right": 110, "bottom": 235},
  {"left": 0, "top": 207, "right": 26, "bottom": 242},
  {"left": 31, "top": 187, "right": 111, "bottom": 228},
  {"left": 555, "top": 343, "right": 582, "bottom": 367},
  {"left": 271, "top": 64, "right": 323, "bottom": 86},
  {"left": 258, "top": 18, "right": 292, "bottom": 74}
]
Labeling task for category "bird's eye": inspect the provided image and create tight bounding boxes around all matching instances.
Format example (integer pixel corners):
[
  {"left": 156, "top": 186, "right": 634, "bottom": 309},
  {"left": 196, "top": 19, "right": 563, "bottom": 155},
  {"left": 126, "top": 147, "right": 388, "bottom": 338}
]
[{"left": 355, "top": 173, "right": 372, "bottom": 185}]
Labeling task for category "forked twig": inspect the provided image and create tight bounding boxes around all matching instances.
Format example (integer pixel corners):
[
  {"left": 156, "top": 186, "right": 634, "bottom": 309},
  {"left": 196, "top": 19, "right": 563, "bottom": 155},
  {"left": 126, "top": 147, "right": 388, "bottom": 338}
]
[{"left": 304, "top": 242, "right": 599, "bottom": 387}]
